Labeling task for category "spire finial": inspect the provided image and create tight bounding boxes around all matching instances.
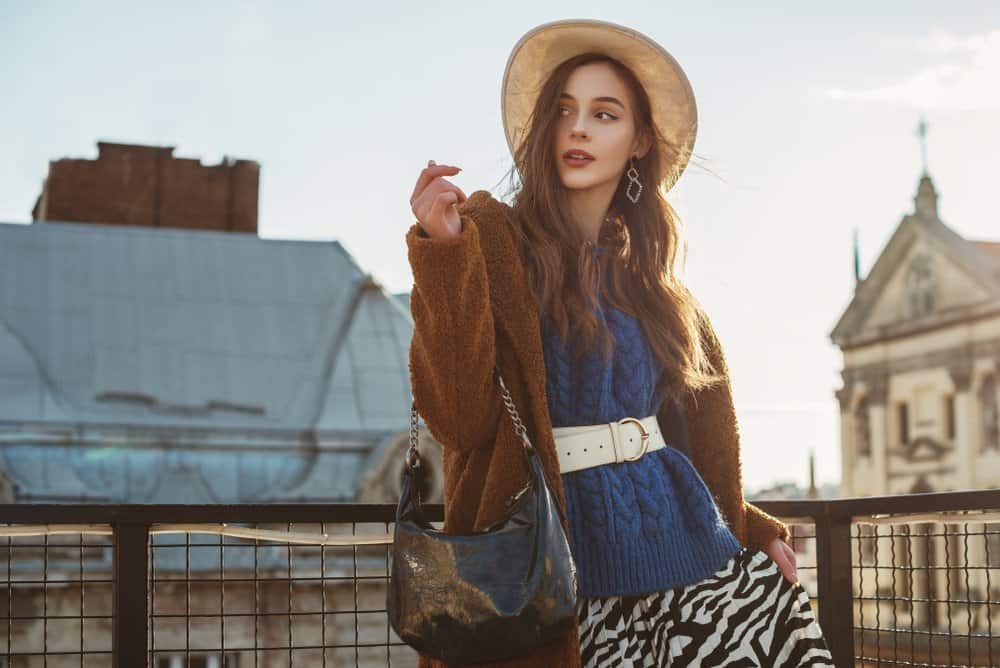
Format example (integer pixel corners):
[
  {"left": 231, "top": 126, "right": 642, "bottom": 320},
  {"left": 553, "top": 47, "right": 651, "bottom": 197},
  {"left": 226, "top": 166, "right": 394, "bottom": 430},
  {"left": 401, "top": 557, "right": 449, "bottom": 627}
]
[
  {"left": 913, "top": 117, "right": 940, "bottom": 220},
  {"left": 853, "top": 227, "right": 861, "bottom": 288},
  {"left": 917, "top": 116, "right": 929, "bottom": 176}
]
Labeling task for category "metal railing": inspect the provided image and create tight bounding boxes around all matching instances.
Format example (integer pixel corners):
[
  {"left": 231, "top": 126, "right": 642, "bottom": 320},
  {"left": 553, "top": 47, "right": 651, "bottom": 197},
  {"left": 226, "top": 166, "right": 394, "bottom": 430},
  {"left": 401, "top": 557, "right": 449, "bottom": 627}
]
[
  {"left": 0, "top": 489, "right": 998, "bottom": 667},
  {"left": 768, "top": 488, "right": 1000, "bottom": 667}
]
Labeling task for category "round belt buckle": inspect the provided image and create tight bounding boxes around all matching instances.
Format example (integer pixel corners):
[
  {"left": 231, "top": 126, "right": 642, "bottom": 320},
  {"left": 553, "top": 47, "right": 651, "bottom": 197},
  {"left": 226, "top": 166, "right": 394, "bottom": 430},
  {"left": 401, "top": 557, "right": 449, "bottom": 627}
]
[{"left": 618, "top": 417, "right": 650, "bottom": 462}]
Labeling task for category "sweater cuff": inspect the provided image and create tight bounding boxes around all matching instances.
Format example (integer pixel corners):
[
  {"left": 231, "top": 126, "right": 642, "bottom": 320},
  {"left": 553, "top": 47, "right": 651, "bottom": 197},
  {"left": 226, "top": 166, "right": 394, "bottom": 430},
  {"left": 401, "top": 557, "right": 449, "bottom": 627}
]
[
  {"left": 406, "top": 216, "right": 470, "bottom": 247},
  {"left": 744, "top": 501, "right": 791, "bottom": 551}
]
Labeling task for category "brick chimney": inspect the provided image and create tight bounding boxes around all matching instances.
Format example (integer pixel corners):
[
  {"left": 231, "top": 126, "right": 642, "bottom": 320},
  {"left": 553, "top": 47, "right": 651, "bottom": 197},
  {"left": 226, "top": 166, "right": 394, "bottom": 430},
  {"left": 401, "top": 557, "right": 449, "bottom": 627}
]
[{"left": 32, "top": 141, "right": 260, "bottom": 233}]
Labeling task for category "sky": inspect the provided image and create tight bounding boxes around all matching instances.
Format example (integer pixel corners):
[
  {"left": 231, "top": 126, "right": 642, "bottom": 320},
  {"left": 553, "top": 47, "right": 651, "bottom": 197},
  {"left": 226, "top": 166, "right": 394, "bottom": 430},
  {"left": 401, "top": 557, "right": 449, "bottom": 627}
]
[{"left": 2, "top": 1, "right": 998, "bottom": 493}]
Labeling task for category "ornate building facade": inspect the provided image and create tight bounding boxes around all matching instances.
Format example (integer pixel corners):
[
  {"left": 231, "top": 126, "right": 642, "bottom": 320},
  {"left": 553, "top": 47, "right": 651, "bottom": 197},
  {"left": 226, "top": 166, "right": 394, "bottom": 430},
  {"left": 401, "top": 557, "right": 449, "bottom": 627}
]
[
  {"left": 831, "top": 173, "right": 1000, "bottom": 497},
  {"left": 830, "top": 170, "right": 1000, "bottom": 634}
]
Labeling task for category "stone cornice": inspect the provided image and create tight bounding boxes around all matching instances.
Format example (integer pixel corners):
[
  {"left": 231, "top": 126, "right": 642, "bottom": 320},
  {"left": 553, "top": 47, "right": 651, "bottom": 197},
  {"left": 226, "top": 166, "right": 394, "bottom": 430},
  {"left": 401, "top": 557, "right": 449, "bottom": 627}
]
[
  {"left": 836, "top": 339, "right": 1000, "bottom": 411},
  {"left": 842, "top": 339, "right": 1000, "bottom": 387},
  {"left": 835, "top": 299, "right": 1000, "bottom": 350},
  {"left": 836, "top": 363, "right": 889, "bottom": 411}
]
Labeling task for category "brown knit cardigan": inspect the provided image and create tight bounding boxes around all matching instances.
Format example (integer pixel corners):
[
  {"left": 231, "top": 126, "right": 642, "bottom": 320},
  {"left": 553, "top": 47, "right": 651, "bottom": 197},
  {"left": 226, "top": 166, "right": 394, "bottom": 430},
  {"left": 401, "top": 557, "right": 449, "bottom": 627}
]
[{"left": 405, "top": 189, "right": 790, "bottom": 668}]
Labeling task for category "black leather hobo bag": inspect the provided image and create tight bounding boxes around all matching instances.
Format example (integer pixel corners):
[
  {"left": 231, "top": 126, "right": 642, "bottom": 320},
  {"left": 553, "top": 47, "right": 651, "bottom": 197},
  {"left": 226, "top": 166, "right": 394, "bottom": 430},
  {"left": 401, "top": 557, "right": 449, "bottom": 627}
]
[{"left": 387, "top": 368, "right": 578, "bottom": 665}]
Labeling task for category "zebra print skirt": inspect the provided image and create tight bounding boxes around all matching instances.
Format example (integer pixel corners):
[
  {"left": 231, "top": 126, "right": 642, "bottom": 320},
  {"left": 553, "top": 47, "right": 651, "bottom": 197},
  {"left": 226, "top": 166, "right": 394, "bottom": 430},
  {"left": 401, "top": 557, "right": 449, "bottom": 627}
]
[{"left": 576, "top": 546, "right": 834, "bottom": 667}]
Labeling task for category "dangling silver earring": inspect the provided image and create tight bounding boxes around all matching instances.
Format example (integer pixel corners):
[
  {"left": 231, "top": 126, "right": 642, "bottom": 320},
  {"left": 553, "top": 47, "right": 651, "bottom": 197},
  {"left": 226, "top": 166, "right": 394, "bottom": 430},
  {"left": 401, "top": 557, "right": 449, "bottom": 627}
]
[{"left": 626, "top": 156, "right": 643, "bottom": 204}]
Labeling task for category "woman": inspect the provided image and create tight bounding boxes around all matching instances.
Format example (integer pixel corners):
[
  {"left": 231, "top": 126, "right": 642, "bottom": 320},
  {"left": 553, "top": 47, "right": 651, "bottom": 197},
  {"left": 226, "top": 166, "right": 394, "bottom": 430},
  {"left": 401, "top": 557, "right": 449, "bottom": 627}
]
[{"left": 405, "top": 19, "right": 834, "bottom": 667}]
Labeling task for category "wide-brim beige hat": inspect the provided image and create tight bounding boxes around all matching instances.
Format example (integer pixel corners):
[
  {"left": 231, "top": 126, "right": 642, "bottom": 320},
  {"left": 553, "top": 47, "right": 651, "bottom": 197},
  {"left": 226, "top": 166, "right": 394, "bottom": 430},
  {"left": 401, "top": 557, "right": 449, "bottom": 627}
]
[{"left": 501, "top": 18, "right": 697, "bottom": 192}]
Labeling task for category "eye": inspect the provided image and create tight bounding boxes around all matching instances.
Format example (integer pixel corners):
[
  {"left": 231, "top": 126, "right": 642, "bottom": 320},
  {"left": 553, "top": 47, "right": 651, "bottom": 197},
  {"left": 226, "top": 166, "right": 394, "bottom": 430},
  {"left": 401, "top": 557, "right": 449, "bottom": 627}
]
[{"left": 558, "top": 106, "right": 617, "bottom": 120}]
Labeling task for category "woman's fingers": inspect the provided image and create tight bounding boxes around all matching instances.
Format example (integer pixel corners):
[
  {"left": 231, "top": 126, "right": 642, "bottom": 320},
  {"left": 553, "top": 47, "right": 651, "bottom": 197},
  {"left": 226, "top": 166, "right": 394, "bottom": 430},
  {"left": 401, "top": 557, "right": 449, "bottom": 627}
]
[
  {"left": 777, "top": 544, "right": 799, "bottom": 584},
  {"left": 409, "top": 160, "right": 467, "bottom": 240},
  {"left": 412, "top": 177, "right": 467, "bottom": 222},
  {"left": 764, "top": 539, "right": 799, "bottom": 586},
  {"left": 782, "top": 541, "right": 798, "bottom": 568},
  {"left": 410, "top": 161, "right": 462, "bottom": 205},
  {"left": 431, "top": 177, "right": 467, "bottom": 205},
  {"left": 427, "top": 190, "right": 459, "bottom": 229}
]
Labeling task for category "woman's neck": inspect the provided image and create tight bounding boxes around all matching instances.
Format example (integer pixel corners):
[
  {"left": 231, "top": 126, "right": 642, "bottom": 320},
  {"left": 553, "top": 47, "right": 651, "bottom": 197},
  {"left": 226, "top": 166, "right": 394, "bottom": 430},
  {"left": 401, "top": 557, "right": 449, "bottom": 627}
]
[{"left": 567, "top": 183, "right": 616, "bottom": 244}]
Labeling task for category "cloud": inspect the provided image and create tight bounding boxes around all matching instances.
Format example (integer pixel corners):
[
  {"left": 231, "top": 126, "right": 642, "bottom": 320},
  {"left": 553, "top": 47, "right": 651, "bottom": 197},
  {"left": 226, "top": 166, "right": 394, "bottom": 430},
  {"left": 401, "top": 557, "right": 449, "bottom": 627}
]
[{"left": 819, "top": 28, "right": 1000, "bottom": 111}]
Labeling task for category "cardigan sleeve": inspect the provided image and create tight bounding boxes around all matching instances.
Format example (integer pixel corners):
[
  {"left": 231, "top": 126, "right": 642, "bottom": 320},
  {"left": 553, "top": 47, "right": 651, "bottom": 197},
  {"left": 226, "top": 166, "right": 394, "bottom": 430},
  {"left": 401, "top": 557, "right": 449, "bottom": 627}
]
[
  {"left": 404, "top": 195, "right": 504, "bottom": 455},
  {"left": 684, "top": 308, "right": 791, "bottom": 551}
]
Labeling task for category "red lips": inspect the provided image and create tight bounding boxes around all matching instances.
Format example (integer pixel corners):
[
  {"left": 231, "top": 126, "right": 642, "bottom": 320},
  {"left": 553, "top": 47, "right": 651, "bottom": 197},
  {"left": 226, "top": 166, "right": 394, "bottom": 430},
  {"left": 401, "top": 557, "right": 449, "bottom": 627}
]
[{"left": 563, "top": 149, "right": 595, "bottom": 160}]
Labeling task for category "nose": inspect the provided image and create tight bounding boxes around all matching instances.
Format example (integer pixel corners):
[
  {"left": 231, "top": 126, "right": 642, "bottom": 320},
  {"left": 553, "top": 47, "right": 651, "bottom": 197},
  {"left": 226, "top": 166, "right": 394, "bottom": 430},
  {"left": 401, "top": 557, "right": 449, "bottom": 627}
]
[{"left": 570, "top": 113, "right": 589, "bottom": 140}]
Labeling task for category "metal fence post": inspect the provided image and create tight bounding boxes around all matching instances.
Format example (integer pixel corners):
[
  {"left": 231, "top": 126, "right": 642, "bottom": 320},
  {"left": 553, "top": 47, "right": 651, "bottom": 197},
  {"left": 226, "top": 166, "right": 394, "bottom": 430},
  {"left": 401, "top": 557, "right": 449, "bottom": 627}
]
[
  {"left": 113, "top": 522, "right": 150, "bottom": 667},
  {"left": 815, "top": 508, "right": 854, "bottom": 667}
]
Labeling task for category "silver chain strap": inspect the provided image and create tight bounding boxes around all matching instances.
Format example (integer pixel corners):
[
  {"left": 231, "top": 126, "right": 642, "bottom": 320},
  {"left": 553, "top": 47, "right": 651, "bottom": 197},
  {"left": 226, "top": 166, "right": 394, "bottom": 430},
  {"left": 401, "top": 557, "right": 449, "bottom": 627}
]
[{"left": 408, "top": 367, "right": 534, "bottom": 472}]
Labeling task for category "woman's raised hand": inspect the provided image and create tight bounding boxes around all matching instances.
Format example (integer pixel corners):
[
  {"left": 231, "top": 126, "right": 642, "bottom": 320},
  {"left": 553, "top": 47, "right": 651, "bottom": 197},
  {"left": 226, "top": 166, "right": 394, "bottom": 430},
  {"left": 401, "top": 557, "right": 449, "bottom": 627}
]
[{"left": 410, "top": 160, "right": 467, "bottom": 240}]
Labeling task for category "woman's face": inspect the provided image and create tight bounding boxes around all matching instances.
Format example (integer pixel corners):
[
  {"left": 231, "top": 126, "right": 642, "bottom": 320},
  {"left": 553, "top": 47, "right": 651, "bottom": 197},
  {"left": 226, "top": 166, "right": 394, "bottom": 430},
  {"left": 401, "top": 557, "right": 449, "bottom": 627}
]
[{"left": 553, "top": 61, "right": 643, "bottom": 196}]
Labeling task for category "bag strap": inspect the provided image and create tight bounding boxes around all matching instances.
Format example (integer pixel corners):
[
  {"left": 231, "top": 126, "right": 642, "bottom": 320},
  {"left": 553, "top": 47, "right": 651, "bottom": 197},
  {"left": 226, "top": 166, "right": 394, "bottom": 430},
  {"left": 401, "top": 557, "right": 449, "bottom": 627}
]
[{"left": 407, "top": 366, "right": 534, "bottom": 473}]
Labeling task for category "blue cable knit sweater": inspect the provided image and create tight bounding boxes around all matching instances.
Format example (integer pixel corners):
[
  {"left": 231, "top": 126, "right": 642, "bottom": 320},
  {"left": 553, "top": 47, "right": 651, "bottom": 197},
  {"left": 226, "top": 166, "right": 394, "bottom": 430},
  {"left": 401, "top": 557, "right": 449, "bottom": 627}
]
[{"left": 542, "top": 246, "right": 742, "bottom": 598}]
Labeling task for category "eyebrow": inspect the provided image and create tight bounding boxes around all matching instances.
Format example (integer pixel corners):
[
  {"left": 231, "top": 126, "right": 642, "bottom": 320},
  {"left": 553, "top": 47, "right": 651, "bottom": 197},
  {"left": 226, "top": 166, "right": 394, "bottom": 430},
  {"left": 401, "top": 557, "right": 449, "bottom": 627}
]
[{"left": 559, "top": 92, "right": 626, "bottom": 110}]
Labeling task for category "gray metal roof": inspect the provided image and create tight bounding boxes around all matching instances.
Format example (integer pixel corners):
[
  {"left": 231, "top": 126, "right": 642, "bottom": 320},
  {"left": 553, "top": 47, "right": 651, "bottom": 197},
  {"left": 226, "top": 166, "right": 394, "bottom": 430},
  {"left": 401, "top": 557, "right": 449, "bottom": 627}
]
[
  {"left": 0, "top": 220, "right": 414, "bottom": 432},
  {"left": 0, "top": 220, "right": 415, "bottom": 504}
]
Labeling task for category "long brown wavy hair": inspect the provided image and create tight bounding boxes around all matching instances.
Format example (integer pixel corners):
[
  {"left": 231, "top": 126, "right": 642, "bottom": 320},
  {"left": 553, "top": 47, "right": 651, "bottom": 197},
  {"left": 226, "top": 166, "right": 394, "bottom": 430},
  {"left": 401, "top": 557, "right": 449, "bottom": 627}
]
[{"left": 498, "top": 51, "right": 725, "bottom": 403}]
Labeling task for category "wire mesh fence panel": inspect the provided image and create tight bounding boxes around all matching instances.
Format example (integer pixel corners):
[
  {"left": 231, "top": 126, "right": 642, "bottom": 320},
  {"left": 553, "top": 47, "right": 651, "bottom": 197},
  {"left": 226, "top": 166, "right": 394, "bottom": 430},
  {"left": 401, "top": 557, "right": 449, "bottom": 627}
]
[
  {"left": 0, "top": 529, "right": 114, "bottom": 667},
  {"left": 148, "top": 520, "right": 416, "bottom": 668},
  {"left": 1, "top": 492, "right": 999, "bottom": 666},
  {"left": 853, "top": 516, "right": 999, "bottom": 667}
]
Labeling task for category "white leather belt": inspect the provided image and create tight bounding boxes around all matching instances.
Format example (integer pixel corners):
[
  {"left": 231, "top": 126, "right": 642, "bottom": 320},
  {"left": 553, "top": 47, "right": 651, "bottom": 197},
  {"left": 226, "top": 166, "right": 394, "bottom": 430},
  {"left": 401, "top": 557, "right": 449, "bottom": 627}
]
[{"left": 553, "top": 415, "right": 665, "bottom": 474}]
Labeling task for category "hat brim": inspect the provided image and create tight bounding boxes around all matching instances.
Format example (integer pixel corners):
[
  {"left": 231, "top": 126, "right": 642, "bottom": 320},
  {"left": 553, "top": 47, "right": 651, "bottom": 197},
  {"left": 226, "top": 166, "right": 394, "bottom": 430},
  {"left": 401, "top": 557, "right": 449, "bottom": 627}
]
[{"left": 502, "top": 19, "right": 697, "bottom": 192}]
